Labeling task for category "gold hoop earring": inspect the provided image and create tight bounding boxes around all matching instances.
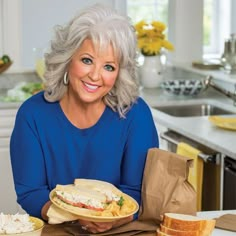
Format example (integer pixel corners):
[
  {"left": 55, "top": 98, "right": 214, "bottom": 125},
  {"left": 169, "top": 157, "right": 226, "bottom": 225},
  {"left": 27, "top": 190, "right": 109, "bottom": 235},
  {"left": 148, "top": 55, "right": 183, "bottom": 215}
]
[{"left": 63, "top": 72, "right": 69, "bottom": 85}]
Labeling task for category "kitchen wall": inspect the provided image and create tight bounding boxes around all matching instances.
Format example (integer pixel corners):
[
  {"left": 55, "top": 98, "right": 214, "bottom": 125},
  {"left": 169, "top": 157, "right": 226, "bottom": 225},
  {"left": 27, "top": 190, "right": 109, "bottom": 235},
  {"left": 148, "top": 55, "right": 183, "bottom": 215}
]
[
  {"left": 21, "top": 0, "right": 126, "bottom": 70},
  {"left": 0, "top": 0, "right": 126, "bottom": 72}
]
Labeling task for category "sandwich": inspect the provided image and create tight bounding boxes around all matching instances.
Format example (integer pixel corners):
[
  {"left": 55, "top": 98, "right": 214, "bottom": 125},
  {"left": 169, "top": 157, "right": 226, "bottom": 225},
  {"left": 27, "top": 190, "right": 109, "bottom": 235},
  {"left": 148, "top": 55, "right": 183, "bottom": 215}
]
[{"left": 50, "top": 179, "right": 138, "bottom": 217}]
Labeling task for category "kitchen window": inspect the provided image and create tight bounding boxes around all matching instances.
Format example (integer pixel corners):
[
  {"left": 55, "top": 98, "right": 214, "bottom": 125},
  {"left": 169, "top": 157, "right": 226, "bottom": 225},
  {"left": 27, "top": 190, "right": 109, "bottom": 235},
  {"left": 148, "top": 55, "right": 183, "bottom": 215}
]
[
  {"left": 127, "top": 0, "right": 233, "bottom": 59},
  {"left": 203, "top": 0, "right": 231, "bottom": 57},
  {"left": 127, "top": 0, "right": 168, "bottom": 25}
]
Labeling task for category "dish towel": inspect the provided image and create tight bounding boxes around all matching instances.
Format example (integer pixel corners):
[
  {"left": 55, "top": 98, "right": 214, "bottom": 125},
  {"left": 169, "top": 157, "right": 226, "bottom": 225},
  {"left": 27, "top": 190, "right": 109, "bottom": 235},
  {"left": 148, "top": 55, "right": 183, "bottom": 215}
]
[{"left": 176, "top": 142, "right": 203, "bottom": 211}]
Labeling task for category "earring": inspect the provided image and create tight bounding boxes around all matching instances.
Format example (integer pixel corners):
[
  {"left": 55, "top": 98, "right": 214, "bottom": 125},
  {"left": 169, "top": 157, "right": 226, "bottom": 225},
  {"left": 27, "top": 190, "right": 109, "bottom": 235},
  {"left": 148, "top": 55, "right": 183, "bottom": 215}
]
[{"left": 63, "top": 72, "right": 69, "bottom": 85}]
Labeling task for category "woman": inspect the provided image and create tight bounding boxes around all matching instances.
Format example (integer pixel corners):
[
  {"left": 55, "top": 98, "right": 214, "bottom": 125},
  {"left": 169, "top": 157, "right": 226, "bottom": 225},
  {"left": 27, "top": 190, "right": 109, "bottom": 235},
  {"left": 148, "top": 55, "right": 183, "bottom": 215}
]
[{"left": 10, "top": 4, "right": 159, "bottom": 233}]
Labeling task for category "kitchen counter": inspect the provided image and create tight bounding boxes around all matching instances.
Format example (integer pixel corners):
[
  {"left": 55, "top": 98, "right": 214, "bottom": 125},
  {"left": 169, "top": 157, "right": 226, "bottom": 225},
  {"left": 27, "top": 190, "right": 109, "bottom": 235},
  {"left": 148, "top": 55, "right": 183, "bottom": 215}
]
[
  {"left": 140, "top": 87, "right": 236, "bottom": 160},
  {"left": 197, "top": 210, "right": 236, "bottom": 235}
]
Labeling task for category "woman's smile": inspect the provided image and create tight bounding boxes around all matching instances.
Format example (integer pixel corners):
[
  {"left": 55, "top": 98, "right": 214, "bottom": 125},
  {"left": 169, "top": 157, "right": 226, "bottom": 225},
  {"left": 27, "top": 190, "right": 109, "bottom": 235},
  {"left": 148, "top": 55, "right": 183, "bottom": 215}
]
[{"left": 82, "top": 81, "right": 100, "bottom": 92}]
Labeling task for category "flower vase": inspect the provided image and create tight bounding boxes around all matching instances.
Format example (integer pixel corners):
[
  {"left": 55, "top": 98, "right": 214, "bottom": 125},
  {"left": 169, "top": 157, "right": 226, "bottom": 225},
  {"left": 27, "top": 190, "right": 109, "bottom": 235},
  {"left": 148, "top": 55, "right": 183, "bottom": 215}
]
[{"left": 140, "top": 55, "right": 164, "bottom": 88}]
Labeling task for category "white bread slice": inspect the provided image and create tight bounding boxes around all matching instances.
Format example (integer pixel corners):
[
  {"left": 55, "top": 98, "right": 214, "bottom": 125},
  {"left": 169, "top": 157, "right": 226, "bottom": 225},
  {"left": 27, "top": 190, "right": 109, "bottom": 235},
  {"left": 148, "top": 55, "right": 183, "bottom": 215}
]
[
  {"left": 163, "top": 213, "right": 215, "bottom": 233},
  {"left": 160, "top": 224, "right": 213, "bottom": 236},
  {"left": 161, "top": 224, "right": 199, "bottom": 236},
  {"left": 74, "top": 179, "right": 122, "bottom": 195}
]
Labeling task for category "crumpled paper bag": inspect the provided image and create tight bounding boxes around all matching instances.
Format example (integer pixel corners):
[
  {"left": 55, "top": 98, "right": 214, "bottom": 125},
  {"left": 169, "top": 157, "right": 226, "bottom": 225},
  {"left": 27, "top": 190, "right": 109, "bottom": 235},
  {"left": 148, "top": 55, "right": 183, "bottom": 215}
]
[
  {"left": 42, "top": 220, "right": 158, "bottom": 236},
  {"left": 138, "top": 148, "right": 197, "bottom": 222}
]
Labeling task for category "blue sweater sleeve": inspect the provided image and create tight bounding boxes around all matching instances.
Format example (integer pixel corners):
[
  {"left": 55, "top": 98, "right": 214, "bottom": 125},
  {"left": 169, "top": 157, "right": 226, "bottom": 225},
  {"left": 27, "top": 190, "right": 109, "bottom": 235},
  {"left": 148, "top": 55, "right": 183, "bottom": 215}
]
[
  {"left": 10, "top": 105, "right": 50, "bottom": 218},
  {"left": 118, "top": 98, "right": 159, "bottom": 219}
]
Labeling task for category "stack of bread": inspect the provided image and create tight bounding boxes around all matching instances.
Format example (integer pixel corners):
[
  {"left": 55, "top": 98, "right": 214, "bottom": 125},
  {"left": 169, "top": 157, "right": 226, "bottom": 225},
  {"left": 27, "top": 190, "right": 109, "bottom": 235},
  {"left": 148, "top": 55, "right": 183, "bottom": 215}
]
[{"left": 157, "top": 213, "right": 216, "bottom": 236}]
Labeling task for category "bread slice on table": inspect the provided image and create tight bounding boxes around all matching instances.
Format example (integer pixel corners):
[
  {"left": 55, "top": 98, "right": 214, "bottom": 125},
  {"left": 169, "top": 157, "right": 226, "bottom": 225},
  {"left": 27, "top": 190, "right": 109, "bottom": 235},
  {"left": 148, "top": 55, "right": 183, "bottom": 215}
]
[
  {"left": 160, "top": 213, "right": 215, "bottom": 236},
  {"left": 160, "top": 224, "right": 213, "bottom": 236}
]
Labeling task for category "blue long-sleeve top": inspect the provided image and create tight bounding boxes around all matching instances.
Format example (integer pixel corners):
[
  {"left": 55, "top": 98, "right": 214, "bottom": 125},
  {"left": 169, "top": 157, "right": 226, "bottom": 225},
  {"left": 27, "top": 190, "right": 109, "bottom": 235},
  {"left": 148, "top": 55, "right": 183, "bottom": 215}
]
[{"left": 10, "top": 91, "right": 159, "bottom": 219}]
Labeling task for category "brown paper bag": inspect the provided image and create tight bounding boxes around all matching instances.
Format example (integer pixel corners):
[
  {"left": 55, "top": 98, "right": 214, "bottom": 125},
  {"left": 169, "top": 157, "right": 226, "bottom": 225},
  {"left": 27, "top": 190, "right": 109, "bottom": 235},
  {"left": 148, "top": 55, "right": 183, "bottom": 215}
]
[
  {"left": 42, "top": 220, "right": 158, "bottom": 236},
  {"left": 93, "top": 220, "right": 158, "bottom": 236},
  {"left": 138, "top": 148, "right": 197, "bottom": 222}
]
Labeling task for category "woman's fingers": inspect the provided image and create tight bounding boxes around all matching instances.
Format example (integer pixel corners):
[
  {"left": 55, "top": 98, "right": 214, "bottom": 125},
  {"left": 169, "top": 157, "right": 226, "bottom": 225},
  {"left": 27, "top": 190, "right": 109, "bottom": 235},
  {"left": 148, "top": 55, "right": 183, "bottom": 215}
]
[
  {"left": 79, "top": 220, "right": 113, "bottom": 233},
  {"left": 79, "top": 215, "right": 133, "bottom": 233}
]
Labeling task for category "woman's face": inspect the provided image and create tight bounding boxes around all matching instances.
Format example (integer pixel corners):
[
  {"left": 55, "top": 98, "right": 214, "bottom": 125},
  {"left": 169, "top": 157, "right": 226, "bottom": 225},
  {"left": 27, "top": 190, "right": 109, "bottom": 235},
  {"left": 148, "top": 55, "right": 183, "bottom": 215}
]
[{"left": 68, "top": 39, "right": 119, "bottom": 105}]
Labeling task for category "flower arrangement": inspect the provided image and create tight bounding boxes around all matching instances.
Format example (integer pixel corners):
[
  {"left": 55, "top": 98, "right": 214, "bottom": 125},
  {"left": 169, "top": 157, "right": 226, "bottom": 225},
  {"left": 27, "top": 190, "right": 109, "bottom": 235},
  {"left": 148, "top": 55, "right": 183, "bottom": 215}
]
[{"left": 135, "top": 20, "right": 174, "bottom": 56}]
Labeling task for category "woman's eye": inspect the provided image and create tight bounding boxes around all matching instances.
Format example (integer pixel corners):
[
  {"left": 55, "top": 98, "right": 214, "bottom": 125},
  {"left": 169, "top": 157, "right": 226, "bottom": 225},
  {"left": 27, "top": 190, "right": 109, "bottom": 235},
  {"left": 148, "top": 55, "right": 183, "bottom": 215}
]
[
  {"left": 82, "top": 57, "right": 92, "bottom": 65},
  {"left": 104, "top": 64, "right": 115, "bottom": 72}
]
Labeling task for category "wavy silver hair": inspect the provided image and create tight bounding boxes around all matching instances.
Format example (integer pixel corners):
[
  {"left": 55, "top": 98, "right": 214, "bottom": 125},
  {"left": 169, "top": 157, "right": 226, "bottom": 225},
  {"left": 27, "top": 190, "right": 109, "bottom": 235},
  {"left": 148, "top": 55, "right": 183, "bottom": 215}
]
[{"left": 44, "top": 4, "right": 139, "bottom": 118}]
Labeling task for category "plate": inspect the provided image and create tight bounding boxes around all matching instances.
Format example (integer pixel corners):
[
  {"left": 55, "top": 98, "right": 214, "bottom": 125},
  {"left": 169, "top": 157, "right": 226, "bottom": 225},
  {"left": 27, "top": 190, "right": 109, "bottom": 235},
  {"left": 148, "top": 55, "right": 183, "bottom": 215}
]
[
  {"left": 49, "top": 186, "right": 139, "bottom": 222},
  {"left": 208, "top": 116, "right": 236, "bottom": 131}
]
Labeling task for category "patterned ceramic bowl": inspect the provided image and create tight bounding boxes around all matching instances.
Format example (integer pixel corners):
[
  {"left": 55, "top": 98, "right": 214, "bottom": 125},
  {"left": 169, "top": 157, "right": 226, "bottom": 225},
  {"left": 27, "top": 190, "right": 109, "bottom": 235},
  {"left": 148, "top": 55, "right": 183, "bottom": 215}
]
[{"left": 161, "top": 79, "right": 206, "bottom": 96}]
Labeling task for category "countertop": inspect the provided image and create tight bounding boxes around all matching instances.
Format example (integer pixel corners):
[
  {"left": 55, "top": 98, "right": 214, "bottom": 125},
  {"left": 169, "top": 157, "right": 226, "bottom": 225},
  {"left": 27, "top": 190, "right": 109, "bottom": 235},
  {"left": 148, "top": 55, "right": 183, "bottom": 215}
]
[
  {"left": 140, "top": 87, "right": 236, "bottom": 160},
  {"left": 197, "top": 210, "right": 236, "bottom": 235}
]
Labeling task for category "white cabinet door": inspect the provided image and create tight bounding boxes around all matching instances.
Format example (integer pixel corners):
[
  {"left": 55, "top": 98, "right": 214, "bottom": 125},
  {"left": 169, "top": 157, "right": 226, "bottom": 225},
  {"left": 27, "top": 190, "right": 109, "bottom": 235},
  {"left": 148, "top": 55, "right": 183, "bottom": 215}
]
[
  {"left": 0, "top": 107, "right": 24, "bottom": 213},
  {"left": 0, "top": 148, "right": 19, "bottom": 214}
]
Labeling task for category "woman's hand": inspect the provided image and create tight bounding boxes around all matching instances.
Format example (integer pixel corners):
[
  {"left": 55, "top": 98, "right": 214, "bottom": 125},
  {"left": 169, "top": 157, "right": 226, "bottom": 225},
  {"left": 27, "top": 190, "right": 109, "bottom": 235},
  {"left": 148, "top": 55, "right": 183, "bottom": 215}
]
[{"left": 79, "top": 215, "right": 133, "bottom": 233}]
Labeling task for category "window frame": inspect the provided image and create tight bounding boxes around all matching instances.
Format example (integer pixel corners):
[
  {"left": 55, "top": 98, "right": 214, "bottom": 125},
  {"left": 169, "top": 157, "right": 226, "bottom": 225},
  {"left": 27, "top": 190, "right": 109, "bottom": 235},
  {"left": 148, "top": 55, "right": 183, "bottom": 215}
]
[{"left": 203, "top": 0, "right": 231, "bottom": 58}]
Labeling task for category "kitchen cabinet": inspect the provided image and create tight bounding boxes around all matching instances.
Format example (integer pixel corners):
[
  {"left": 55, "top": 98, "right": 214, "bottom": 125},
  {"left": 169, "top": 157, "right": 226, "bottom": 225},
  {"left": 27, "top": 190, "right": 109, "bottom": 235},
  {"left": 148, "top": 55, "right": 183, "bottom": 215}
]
[{"left": 0, "top": 107, "right": 24, "bottom": 214}]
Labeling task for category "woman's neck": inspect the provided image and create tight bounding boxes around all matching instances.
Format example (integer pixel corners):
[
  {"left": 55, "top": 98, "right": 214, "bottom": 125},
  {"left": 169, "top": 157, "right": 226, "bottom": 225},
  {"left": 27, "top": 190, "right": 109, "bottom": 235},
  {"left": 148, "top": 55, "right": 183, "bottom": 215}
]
[{"left": 60, "top": 93, "right": 106, "bottom": 129}]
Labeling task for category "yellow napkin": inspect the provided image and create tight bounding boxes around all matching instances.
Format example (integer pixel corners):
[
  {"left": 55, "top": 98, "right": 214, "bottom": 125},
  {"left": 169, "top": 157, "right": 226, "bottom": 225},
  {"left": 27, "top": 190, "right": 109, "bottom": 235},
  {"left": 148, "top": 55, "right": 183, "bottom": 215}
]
[
  {"left": 47, "top": 203, "right": 79, "bottom": 224},
  {"left": 176, "top": 142, "right": 203, "bottom": 211}
]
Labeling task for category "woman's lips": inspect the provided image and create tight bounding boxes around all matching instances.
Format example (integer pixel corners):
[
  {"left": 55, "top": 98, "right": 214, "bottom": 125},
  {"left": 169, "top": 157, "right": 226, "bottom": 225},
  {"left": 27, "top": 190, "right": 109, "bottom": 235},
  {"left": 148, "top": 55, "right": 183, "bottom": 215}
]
[{"left": 82, "top": 81, "right": 100, "bottom": 92}]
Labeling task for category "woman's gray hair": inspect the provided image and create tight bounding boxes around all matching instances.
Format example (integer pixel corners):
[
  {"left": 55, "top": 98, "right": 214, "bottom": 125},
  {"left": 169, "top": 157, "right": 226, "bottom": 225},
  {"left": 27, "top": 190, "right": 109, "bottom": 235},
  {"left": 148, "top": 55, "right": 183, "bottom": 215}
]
[{"left": 44, "top": 3, "right": 139, "bottom": 118}]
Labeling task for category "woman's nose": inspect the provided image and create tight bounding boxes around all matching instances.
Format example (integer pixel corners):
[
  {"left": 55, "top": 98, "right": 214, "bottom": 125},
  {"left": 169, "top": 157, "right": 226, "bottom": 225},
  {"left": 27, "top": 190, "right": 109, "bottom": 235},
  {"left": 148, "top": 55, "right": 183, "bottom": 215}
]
[{"left": 89, "top": 66, "right": 101, "bottom": 81}]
